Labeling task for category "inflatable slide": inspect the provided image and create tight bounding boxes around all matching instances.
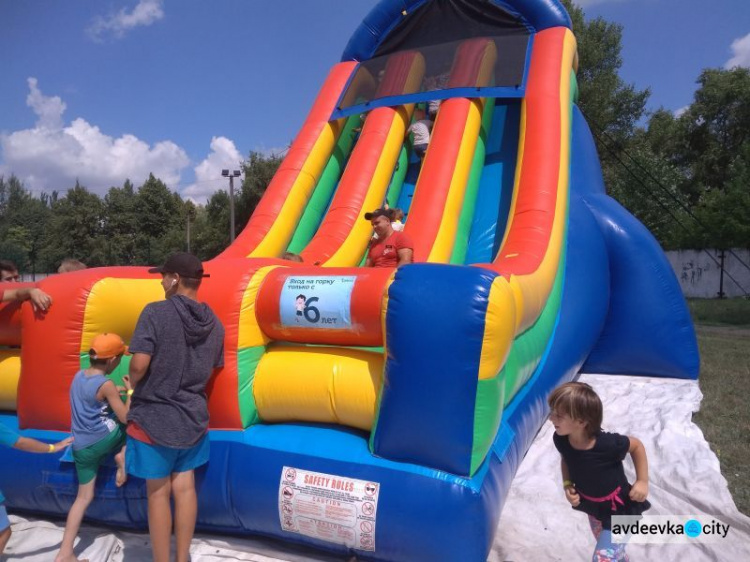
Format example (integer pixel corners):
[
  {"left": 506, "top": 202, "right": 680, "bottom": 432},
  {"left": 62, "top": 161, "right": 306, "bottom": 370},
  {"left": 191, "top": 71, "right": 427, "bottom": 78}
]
[{"left": 0, "top": 1, "right": 699, "bottom": 560}]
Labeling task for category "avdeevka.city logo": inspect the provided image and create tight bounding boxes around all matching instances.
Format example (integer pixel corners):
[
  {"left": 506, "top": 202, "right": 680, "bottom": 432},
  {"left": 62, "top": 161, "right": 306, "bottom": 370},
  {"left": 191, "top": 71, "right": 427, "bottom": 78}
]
[
  {"left": 612, "top": 515, "right": 731, "bottom": 544},
  {"left": 684, "top": 519, "right": 702, "bottom": 538}
]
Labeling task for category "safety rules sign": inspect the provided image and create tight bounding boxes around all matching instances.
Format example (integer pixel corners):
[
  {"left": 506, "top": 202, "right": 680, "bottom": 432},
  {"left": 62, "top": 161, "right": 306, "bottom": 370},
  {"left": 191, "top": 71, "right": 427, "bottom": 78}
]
[{"left": 279, "top": 466, "right": 380, "bottom": 551}]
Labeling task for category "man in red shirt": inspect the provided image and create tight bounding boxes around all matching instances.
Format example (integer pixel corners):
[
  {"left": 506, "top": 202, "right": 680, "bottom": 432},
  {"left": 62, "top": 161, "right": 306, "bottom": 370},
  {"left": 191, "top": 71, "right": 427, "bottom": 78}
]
[
  {"left": 0, "top": 286, "right": 52, "bottom": 311},
  {"left": 364, "top": 208, "right": 414, "bottom": 268}
]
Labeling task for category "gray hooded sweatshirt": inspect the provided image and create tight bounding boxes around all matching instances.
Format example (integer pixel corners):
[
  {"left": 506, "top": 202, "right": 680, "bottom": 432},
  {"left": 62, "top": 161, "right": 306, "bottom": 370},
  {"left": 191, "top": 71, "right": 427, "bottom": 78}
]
[{"left": 128, "top": 294, "right": 225, "bottom": 448}]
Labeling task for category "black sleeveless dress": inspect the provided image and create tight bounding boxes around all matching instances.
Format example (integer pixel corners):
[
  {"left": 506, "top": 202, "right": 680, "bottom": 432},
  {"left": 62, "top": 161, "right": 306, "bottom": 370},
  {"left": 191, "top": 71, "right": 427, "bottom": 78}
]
[{"left": 553, "top": 431, "right": 651, "bottom": 529}]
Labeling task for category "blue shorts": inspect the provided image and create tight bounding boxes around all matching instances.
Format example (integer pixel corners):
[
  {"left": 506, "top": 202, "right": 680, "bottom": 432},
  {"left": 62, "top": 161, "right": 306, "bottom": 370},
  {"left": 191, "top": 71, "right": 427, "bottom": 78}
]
[
  {"left": 0, "top": 503, "right": 10, "bottom": 532},
  {"left": 413, "top": 143, "right": 428, "bottom": 157},
  {"left": 126, "top": 434, "right": 209, "bottom": 480}
]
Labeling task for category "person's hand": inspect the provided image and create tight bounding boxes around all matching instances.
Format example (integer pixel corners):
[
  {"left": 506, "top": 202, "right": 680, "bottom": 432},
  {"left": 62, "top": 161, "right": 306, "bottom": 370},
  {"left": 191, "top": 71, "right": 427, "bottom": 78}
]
[
  {"left": 52, "top": 436, "right": 74, "bottom": 452},
  {"left": 630, "top": 480, "right": 649, "bottom": 502},
  {"left": 122, "top": 375, "right": 132, "bottom": 391},
  {"left": 28, "top": 288, "right": 52, "bottom": 312},
  {"left": 565, "top": 485, "right": 580, "bottom": 507}
]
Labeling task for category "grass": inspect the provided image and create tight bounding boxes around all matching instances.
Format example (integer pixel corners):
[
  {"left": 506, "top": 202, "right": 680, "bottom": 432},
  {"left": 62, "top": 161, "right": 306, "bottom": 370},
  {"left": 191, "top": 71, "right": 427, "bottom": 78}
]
[
  {"left": 689, "top": 298, "right": 750, "bottom": 516},
  {"left": 688, "top": 297, "right": 750, "bottom": 326}
]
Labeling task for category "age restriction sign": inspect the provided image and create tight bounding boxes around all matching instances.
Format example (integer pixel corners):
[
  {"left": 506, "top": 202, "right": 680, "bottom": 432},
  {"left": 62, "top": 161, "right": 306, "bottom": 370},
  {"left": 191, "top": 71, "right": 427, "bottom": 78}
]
[
  {"left": 279, "top": 466, "right": 380, "bottom": 552},
  {"left": 279, "top": 276, "right": 356, "bottom": 330}
]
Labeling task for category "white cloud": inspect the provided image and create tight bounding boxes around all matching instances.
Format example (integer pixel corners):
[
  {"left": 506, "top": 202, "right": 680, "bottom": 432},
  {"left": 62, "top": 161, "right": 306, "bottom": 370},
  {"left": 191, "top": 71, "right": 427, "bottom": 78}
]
[
  {"left": 181, "top": 137, "right": 244, "bottom": 203},
  {"left": 725, "top": 32, "right": 750, "bottom": 69},
  {"left": 26, "top": 78, "right": 66, "bottom": 129},
  {"left": 673, "top": 105, "right": 689, "bottom": 118},
  {"left": 0, "top": 78, "right": 189, "bottom": 195},
  {"left": 87, "top": 0, "right": 164, "bottom": 42}
]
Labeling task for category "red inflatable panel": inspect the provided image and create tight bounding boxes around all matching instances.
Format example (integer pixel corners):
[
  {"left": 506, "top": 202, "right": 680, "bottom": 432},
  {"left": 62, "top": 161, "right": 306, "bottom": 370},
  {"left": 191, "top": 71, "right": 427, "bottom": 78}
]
[
  {"left": 492, "top": 28, "right": 565, "bottom": 276},
  {"left": 256, "top": 266, "right": 392, "bottom": 346}
]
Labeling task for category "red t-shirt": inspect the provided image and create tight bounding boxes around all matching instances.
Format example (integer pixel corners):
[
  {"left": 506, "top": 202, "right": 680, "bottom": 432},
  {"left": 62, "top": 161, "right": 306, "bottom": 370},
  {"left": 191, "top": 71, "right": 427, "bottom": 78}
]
[
  {"left": 368, "top": 231, "right": 414, "bottom": 268},
  {"left": 0, "top": 290, "right": 4, "bottom": 303}
]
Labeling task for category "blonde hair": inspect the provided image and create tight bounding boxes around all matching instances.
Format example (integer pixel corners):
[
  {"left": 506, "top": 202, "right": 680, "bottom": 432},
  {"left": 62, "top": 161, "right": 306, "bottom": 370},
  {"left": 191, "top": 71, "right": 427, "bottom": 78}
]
[
  {"left": 58, "top": 259, "right": 87, "bottom": 273},
  {"left": 548, "top": 382, "right": 602, "bottom": 437}
]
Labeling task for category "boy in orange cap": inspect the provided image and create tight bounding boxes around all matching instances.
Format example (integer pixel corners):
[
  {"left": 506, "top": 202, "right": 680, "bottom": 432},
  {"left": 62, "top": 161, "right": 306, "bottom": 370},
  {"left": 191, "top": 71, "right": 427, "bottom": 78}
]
[{"left": 55, "top": 333, "right": 132, "bottom": 562}]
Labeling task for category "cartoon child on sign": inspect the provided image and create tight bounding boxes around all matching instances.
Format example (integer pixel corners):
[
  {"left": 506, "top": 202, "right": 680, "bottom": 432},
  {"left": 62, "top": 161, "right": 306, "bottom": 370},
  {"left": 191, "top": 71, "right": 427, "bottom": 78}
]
[{"left": 295, "top": 295, "right": 306, "bottom": 323}]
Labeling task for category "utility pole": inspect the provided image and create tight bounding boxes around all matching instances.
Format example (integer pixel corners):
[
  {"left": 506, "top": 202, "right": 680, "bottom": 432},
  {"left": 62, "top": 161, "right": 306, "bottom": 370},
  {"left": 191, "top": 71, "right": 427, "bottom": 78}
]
[{"left": 222, "top": 169, "right": 242, "bottom": 242}]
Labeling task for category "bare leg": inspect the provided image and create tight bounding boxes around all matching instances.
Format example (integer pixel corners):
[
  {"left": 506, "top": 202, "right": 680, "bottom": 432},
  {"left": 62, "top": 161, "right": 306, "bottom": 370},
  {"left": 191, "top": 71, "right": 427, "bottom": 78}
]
[
  {"left": 0, "top": 526, "right": 11, "bottom": 556},
  {"left": 146, "top": 477, "right": 172, "bottom": 562},
  {"left": 55, "top": 479, "right": 95, "bottom": 562},
  {"left": 115, "top": 446, "right": 127, "bottom": 487},
  {"left": 171, "top": 470, "right": 197, "bottom": 562}
]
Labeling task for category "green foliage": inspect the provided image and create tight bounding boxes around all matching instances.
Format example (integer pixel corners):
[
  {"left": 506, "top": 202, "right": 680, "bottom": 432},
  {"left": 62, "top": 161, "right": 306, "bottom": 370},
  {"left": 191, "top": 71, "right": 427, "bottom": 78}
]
[
  {"left": 103, "top": 180, "right": 139, "bottom": 265},
  {"left": 643, "top": 68, "right": 750, "bottom": 249},
  {"left": 0, "top": 175, "right": 52, "bottom": 272},
  {"left": 0, "top": 150, "right": 281, "bottom": 274},
  {"left": 40, "top": 181, "right": 106, "bottom": 268},
  {"left": 563, "top": 0, "right": 650, "bottom": 143},
  {"left": 565, "top": 2, "right": 749, "bottom": 251}
]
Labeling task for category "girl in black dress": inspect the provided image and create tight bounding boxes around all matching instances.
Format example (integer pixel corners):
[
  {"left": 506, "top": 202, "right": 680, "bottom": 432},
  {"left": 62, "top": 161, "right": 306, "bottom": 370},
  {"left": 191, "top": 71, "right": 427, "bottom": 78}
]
[{"left": 548, "top": 382, "right": 651, "bottom": 561}]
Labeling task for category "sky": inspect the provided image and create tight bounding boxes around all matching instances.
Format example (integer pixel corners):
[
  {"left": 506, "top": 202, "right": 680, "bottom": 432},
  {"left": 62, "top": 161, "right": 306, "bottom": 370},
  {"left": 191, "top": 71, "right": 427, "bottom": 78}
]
[{"left": 1, "top": 0, "right": 748, "bottom": 203}]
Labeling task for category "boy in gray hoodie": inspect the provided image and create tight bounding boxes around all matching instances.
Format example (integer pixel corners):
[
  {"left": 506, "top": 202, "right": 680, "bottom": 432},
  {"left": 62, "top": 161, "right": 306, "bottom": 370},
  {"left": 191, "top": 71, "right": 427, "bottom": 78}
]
[{"left": 126, "top": 252, "right": 224, "bottom": 562}]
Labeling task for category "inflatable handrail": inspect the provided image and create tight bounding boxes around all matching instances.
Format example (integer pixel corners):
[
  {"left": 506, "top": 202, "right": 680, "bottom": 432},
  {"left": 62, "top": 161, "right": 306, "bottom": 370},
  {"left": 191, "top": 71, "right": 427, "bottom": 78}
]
[{"left": 216, "top": 62, "right": 358, "bottom": 259}]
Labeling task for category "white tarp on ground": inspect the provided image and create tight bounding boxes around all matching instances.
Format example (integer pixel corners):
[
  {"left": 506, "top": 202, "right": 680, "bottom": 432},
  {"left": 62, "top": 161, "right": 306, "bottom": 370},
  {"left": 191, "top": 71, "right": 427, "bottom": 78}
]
[{"left": 4, "top": 374, "right": 750, "bottom": 561}]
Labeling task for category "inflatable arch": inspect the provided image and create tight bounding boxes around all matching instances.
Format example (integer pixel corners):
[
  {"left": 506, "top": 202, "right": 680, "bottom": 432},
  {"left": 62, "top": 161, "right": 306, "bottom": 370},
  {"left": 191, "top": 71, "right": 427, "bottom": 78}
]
[{"left": 0, "top": 1, "right": 698, "bottom": 560}]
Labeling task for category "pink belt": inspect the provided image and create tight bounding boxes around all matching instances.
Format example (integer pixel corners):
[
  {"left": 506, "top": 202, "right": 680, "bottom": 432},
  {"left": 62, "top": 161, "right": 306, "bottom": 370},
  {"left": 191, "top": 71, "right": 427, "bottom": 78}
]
[{"left": 578, "top": 485, "right": 625, "bottom": 511}]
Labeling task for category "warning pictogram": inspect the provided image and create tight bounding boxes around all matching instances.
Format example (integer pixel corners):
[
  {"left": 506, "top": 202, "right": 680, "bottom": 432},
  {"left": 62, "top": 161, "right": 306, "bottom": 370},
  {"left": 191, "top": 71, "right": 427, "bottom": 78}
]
[
  {"left": 282, "top": 486, "right": 294, "bottom": 500},
  {"left": 360, "top": 521, "right": 373, "bottom": 533},
  {"left": 362, "top": 502, "right": 375, "bottom": 516},
  {"left": 284, "top": 468, "right": 296, "bottom": 482},
  {"left": 364, "top": 482, "right": 378, "bottom": 496}
]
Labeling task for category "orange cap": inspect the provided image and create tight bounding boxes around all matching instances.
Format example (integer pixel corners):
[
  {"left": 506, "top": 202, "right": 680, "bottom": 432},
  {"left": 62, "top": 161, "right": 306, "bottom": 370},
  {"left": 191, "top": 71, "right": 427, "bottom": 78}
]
[{"left": 89, "top": 333, "right": 130, "bottom": 359}]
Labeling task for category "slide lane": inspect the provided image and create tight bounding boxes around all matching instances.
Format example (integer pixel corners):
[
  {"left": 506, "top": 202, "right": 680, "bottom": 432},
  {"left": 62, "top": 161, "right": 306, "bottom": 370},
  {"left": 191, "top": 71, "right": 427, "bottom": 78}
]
[
  {"left": 404, "top": 38, "right": 498, "bottom": 263},
  {"left": 286, "top": 112, "right": 362, "bottom": 254},
  {"left": 464, "top": 101, "right": 521, "bottom": 265},
  {"left": 482, "top": 27, "right": 576, "bottom": 333},
  {"left": 449, "top": 97, "right": 496, "bottom": 265},
  {"left": 300, "top": 50, "right": 426, "bottom": 267}
]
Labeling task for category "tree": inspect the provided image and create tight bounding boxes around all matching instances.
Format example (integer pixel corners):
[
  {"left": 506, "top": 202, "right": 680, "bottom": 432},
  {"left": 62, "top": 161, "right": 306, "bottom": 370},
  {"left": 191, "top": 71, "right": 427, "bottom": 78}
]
[
  {"left": 191, "top": 190, "right": 230, "bottom": 260},
  {"left": 0, "top": 175, "right": 52, "bottom": 273},
  {"left": 562, "top": 0, "right": 650, "bottom": 144},
  {"left": 134, "top": 174, "right": 183, "bottom": 264},
  {"left": 103, "top": 180, "right": 139, "bottom": 265},
  {"left": 643, "top": 68, "right": 750, "bottom": 248},
  {"left": 560, "top": 2, "right": 678, "bottom": 244},
  {"left": 40, "top": 181, "right": 106, "bottom": 268}
]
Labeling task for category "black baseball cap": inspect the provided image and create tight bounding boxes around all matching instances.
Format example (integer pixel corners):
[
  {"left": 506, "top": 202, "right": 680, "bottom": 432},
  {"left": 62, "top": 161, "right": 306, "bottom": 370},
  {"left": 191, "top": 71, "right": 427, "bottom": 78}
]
[
  {"left": 148, "top": 252, "right": 210, "bottom": 278},
  {"left": 364, "top": 208, "right": 392, "bottom": 221}
]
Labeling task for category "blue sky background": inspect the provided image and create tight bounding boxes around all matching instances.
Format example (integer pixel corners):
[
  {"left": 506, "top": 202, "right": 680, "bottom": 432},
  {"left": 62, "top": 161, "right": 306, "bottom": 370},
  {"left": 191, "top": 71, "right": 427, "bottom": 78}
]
[{"left": 1, "top": 0, "right": 748, "bottom": 202}]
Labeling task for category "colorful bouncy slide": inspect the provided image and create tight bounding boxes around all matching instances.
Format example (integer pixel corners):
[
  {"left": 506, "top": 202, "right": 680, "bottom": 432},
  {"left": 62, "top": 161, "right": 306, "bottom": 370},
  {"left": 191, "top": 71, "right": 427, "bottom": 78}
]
[{"left": 0, "top": 1, "right": 699, "bottom": 560}]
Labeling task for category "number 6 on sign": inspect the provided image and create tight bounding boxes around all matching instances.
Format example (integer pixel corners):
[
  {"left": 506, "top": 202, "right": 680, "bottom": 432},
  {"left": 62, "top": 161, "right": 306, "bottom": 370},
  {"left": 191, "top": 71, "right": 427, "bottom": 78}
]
[{"left": 303, "top": 297, "right": 320, "bottom": 323}]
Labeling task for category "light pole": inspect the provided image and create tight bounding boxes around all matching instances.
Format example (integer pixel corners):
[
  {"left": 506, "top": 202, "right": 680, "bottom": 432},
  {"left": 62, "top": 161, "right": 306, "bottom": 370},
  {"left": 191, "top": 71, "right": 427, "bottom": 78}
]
[{"left": 222, "top": 169, "right": 242, "bottom": 242}]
